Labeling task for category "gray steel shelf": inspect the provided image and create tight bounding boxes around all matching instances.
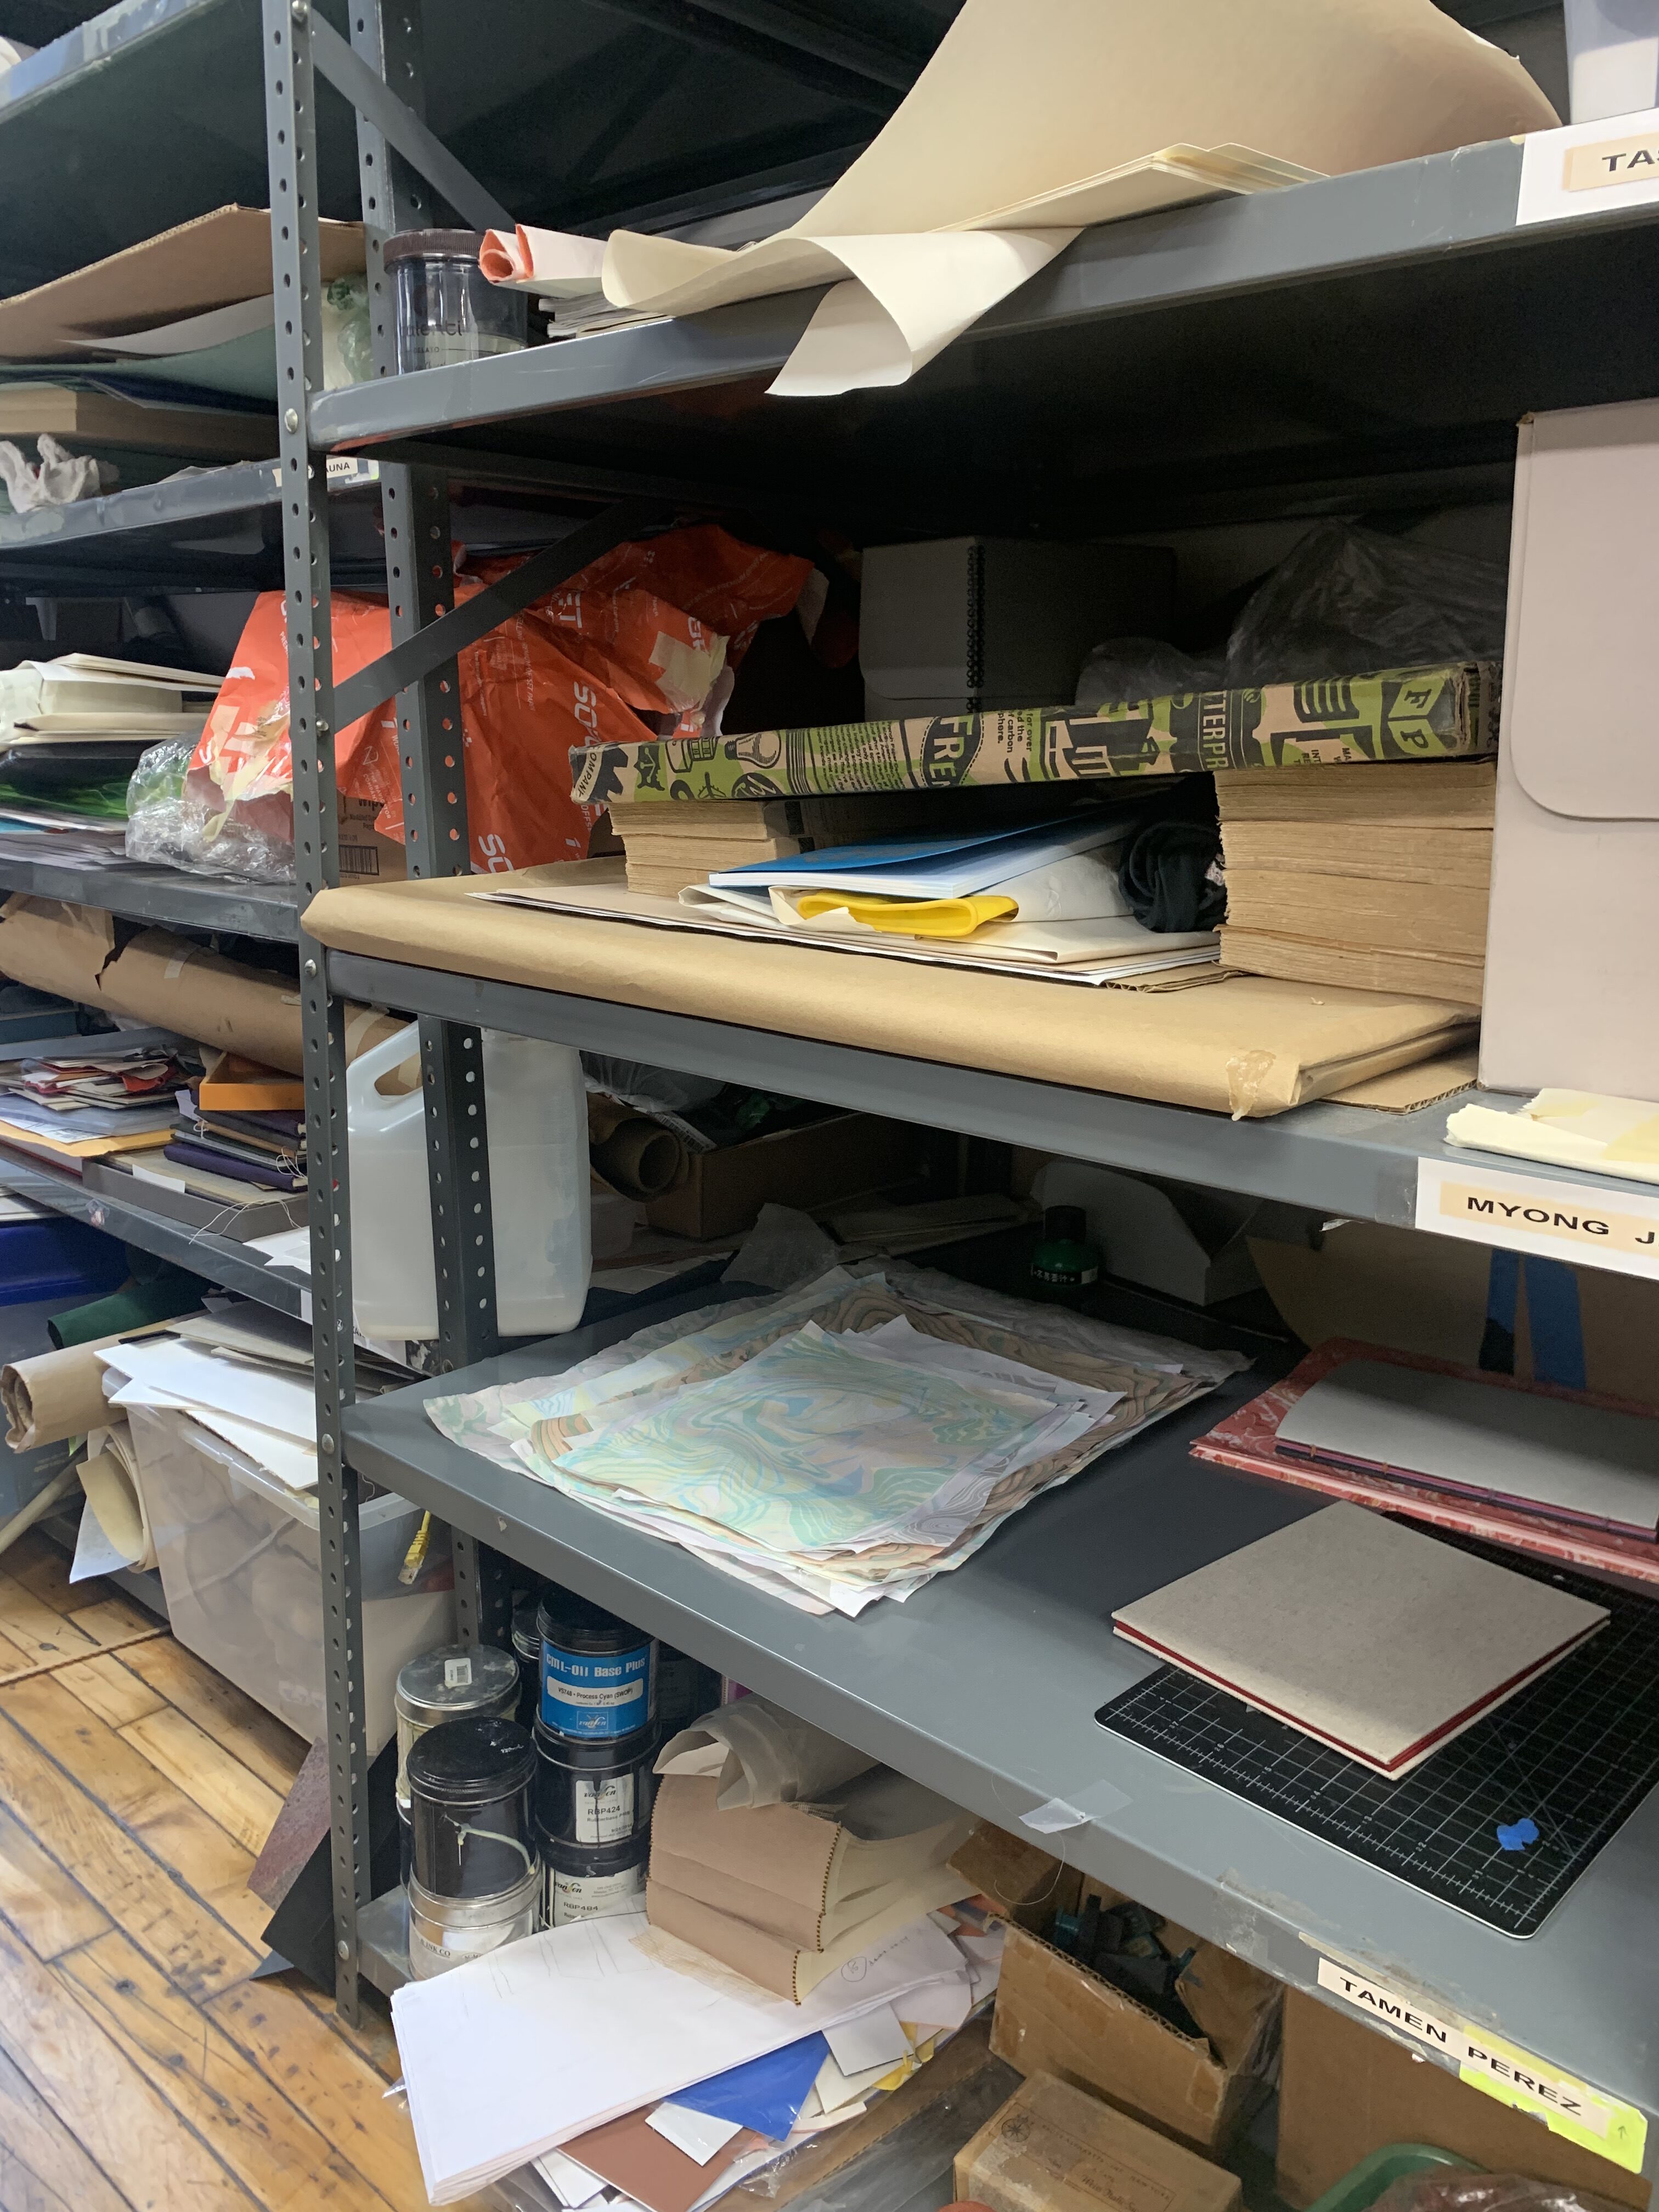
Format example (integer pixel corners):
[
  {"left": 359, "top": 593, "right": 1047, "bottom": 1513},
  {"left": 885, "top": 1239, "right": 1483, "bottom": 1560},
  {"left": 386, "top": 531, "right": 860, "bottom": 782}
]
[
  {"left": 0, "top": 1149, "right": 305, "bottom": 1313},
  {"left": 0, "top": 0, "right": 940, "bottom": 300},
  {"left": 0, "top": 855, "right": 299, "bottom": 940},
  {"left": 308, "top": 132, "right": 1659, "bottom": 531},
  {"left": 327, "top": 946, "right": 1658, "bottom": 1243},
  {"left": 345, "top": 1289, "right": 1659, "bottom": 2146}
]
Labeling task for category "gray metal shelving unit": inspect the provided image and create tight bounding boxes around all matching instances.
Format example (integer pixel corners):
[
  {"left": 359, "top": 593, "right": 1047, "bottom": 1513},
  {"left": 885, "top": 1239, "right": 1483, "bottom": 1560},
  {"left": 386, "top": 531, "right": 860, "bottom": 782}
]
[
  {"left": 0, "top": 1147, "right": 306, "bottom": 1314},
  {"left": 260, "top": 13, "right": 1659, "bottom": 2169},
  {"left": 0, "top": 856, "right": 299, "bottom": 939},
  {"left": 345, "top": 1294, "right": 1659, "bottom": 2128},
  {"left": 12, "top": 0, "right": 1657, "bottom": 2179}
]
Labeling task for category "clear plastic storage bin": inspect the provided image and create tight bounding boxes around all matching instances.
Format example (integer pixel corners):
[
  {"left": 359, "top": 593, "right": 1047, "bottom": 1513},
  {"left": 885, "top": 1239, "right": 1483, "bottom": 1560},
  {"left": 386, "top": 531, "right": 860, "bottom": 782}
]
[{"left": 127, "top": 1404, "right": 453, "bottom": 1752}]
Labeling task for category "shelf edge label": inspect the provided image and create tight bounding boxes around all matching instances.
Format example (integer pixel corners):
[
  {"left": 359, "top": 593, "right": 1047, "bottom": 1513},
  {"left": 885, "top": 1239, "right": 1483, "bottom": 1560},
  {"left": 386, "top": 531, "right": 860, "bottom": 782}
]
[
  {"left": 1315, "top": 1959, "right": 1646, "bottom": 2172},
  {"left": 1517, "top": 106, "right": 1659, "bottom": 226},
  {"left": 1415, "top": 1155, "right": 1659, "bottom": 1280}
]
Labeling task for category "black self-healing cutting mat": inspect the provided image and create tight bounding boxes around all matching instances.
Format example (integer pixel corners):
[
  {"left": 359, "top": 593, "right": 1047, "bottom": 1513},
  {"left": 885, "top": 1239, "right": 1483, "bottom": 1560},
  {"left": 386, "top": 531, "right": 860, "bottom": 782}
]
[{"left": 1094, "top": 1533, "right": 1659, "bottom": 1936}]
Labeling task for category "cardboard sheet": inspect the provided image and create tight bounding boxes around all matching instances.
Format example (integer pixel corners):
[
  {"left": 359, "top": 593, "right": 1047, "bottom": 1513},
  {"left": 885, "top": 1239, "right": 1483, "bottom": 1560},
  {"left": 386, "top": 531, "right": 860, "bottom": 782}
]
[
  {"left": 302, "top": 870, "right": 1476, "bottom": 1119},
  {"left": 1325, "top": 1051, "right": 1479, "bottom": 1112},
  {"left": 0, "top": 207, "right": 365, "bottom": 360},
  {"left": 594, "top": 0, "right": 1551, "bottom": 396}
]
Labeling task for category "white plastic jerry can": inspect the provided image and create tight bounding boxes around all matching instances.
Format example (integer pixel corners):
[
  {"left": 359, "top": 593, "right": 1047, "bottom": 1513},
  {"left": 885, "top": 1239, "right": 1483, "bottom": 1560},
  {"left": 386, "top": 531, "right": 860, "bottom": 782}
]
[{"left": 347, "top": 1022, "right": 591, "bottom": 1342}]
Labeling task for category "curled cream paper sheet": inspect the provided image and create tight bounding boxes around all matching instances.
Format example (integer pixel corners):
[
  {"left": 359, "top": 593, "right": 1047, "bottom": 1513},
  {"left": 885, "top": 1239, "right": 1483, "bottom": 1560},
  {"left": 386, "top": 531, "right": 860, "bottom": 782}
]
[
  {"left": 1447, "top": 1090, "right": 1659, "bottom": 1186},
  {"left": 589, "top": 0, "right": 1553, "bottom": 396}
]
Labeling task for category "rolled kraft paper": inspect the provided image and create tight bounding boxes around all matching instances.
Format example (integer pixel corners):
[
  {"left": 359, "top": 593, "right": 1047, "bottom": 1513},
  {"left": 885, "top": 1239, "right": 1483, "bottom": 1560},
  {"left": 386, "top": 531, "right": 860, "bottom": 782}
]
[
  {"left": 79, "top": 1423, "right": 155, "bottom": 1572},
  {"left": 3, "top": 1317, "right": 183, "bottom": 1449},
  {"left": 0, "top": 897, "right": 406, "bottom": 1076},
  {"left": 0, "top": 894, "right": 115, "bottom": 1001},
  {"left": 590, "top": 1117, "right": 685, "bottom": 1200}
]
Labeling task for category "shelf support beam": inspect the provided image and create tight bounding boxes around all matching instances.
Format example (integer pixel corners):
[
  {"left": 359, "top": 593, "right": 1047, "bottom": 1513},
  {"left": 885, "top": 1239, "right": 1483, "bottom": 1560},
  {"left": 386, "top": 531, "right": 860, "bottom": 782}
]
[
  {"left": 264, "top": 0, "right": 370, "bottom": 2028},
  {"left": 330, "top": 494, "right": 663, "bottom": 730},
  {"left": 313, "top": 13, "right": 511, "bottom": 236}
]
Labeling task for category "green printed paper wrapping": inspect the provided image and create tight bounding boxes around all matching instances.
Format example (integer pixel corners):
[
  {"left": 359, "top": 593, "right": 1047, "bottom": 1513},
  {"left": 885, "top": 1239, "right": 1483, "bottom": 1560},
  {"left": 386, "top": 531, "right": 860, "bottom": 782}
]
[{"left": 569, "top": 662, "right": 1499, "bottom": 807}]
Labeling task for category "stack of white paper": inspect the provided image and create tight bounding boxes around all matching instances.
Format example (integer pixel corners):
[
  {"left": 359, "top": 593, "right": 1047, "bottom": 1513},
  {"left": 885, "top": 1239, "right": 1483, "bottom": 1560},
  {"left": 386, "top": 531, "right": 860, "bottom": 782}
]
[{"left": 391, "top": 1910, "right": 970, "bottom": 2202}]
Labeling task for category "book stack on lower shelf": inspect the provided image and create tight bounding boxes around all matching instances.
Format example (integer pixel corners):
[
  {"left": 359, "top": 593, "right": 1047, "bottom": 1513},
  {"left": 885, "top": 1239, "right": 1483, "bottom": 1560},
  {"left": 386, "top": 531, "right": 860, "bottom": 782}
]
[{"left": 89, "top": 1053, "right": 307, "bottom": 1239}]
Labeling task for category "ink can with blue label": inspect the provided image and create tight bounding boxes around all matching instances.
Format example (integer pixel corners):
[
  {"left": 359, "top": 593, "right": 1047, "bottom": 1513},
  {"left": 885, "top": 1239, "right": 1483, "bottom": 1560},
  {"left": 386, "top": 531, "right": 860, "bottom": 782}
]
[{"left": 537, "top": 1590, "right": 656, "bottom": 1740}]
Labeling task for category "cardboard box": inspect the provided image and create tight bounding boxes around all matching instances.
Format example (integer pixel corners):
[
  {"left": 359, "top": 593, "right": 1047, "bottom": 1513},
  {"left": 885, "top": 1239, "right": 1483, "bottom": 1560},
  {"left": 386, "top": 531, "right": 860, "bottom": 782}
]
[
  {"left": 1029, "top": 1159, "right": 1300, "bottom": 1306},
  {"left": 860, "top": 538, "right": 1172, "bottom": 717},
  {"left": 337, "top": 793, "right": 407, "bottom": 884},
  {"left": 956, "top": 2071, "right": 1244, "bottom": 2212},
  {"left": 989, "top": 1912, "right": 1280, "bottom": 2157},
  {"left": 1482, "top": 400, "right": 1659, "bottom": 1097},
  {"left": 1277, "top": 1990, "right": 1650, "bottom": 2211},
  {"left": 644, "top": 1109, "right": 928, "bottom": 1240},
  {"left": 570, "top": 663, "right": 1498, "bottom": 806},
  {"left": 948, "top": 1821, "right": 1083, "bottom": 1933}
]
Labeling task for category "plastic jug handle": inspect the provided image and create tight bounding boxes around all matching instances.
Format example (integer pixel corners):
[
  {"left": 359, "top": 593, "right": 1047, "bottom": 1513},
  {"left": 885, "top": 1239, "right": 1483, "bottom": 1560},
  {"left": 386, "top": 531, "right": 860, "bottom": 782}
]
[{"left": 346, "top": 1018, "right": 421, "bottom": 1094}]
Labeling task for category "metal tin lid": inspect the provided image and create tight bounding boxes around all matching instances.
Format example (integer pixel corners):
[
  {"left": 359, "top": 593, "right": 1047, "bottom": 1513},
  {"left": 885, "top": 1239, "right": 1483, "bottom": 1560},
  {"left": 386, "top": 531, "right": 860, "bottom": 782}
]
[
  {"left": 537, "top": 1827, "right": 651, "bottom": 1874},
  {"left": 396, "top": 1643, "right": 520, "bottom": 1729},
  {"left": 537, "top": 1589, "right": 653, "bottom": 1656},
  {"left": 382, "top": 227, "right": 487, "bottom": 263},
  {"left": 511, "top": 1595, "right": 541, "bottom": 1662},
  {"left": 408, "top": 1715, "right": 537, "bottom": 1805},
  {"left": 532, "top": 1715, "right": 658, "bottom": 1771}
]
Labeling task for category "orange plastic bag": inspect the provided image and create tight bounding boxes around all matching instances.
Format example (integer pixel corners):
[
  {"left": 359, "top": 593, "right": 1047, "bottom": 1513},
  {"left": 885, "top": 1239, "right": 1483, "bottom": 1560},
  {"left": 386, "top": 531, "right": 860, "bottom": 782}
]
[{"left": 190, "top": 524, "right": 811, "bottom": 874}]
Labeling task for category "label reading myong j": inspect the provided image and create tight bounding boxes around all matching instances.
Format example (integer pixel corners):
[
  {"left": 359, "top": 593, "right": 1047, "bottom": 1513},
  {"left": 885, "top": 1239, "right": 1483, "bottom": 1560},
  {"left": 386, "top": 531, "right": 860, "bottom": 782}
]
[
  {"left": 1415, "top": 1156, "right": 1659, "bottom": 1281},
  {"left": 1316, "top": 1960, "right": 1646, "bottom": 2172}
]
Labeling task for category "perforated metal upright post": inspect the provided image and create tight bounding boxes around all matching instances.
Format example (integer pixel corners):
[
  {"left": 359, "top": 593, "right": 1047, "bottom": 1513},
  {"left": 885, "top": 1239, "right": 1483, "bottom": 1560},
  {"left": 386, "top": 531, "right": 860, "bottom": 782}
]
[
  {"left": 263, "top": 0, "right": 370, "bottom": 2022},
  {"left": 351, "top": 1, "right": 508, "bottom": 1653}
]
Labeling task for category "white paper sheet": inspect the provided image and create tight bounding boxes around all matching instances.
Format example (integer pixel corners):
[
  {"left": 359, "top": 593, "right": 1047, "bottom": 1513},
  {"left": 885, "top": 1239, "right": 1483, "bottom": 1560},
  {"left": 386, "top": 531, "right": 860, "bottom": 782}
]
[
  {"left": 823, "top": 2005, "right": 911, "bottom": 2075},
  {"left": 93, "top": 1339, "right": 317, "bottom": 1443},
  {"left": 533, "top": 2150, "right": 608, "bottom": 2207},
  {"left": 70, "top": 1490, "right": 131, "bottom": 1581},
  {"left": 390, "top": 1911, "right": 967, "bottom": 2201},
  {"left": 645, "top": 2104, "right": 745, "bottom": 2165}
]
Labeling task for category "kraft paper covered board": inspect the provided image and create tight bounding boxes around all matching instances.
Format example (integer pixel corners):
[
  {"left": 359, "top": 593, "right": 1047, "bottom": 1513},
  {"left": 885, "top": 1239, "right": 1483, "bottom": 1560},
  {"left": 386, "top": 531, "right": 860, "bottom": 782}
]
[
  {"left": 572, "top": 665, "right": 1498, "bottom": 807},
  {"left": 301, "top": 870, "right": 1476, "bottom": 1120},
  {"left": 586, "top": 0, "right": 1552, "bottom": 397}
]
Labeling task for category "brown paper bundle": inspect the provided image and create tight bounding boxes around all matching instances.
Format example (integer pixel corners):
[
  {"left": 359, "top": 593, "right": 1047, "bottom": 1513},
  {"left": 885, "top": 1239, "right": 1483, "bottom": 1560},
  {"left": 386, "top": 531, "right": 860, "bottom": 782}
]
[{"left": 0, "top": 896, "right": 408, "bottom": 1075}]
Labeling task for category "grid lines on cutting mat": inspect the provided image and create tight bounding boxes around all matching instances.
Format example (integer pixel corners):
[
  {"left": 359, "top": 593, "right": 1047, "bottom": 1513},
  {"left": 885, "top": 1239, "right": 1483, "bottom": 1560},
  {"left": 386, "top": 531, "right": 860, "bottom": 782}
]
[{"left": 1096, "top": 1532, "right": 1659, "bottom": 1936}]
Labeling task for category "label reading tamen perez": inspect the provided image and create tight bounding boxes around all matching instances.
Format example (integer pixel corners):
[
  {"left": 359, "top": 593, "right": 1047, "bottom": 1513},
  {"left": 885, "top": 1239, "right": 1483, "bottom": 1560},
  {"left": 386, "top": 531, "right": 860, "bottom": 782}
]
[{"left": 1316, "top": 1960, "right": 1646, "bottom": 2172}]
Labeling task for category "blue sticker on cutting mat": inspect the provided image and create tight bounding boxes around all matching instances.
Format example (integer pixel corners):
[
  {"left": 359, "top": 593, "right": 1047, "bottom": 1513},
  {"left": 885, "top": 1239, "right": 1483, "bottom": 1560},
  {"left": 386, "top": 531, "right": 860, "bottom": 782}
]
[
  {"left": 539, "top": 1639, "right": 653, "bottom": 1738},
  {"left": 1496, "top": 1817, "right": 1539, "bottom": 1852}
]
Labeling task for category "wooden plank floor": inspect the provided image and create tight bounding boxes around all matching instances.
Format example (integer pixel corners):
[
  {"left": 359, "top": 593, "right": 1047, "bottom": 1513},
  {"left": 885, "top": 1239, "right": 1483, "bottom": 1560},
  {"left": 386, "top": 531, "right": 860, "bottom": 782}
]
[{"left": 0, "top": 1529, "right": 472, "bottom": 2212}]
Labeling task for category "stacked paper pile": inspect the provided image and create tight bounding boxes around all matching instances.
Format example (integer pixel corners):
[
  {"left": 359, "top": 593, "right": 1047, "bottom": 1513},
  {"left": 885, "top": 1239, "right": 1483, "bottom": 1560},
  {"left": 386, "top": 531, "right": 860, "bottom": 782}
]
[
  {"left": 426, "top": 1266, "right": 1239, "bottom": 1616},
  {"left": 1217, "top": 758, "right": 1495, "bottom": 1007},
  {"left": 0, "top": 1026, "right": 193, "bottom": 1168},
  {"left": 395, "top": 1903, "right": 999, "bottom": 2206}
]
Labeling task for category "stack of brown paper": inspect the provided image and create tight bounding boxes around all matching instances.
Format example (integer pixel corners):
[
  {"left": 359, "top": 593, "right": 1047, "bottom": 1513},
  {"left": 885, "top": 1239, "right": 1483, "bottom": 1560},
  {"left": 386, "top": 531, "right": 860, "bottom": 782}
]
[{"left": 647, "top": 1770, "right": 975, "bottom": 2000}]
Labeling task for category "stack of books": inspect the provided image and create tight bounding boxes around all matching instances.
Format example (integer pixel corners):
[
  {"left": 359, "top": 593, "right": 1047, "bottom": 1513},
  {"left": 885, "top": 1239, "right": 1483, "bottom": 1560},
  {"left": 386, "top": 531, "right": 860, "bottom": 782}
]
[
  {"left": 92, "top": 1055, "right": 308, "bottom": 1239},
  {"left": 647, "top": 1764, "right": 975, "bottom": 1999},
  {"left": 1216, "top": 758, "right": 1494, "bottom": 1006}
]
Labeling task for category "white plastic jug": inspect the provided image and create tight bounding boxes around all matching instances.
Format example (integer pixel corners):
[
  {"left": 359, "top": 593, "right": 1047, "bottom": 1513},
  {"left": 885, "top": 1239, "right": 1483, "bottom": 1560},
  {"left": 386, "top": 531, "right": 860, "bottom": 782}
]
[
  {"left": 1565, "top": 0, "right": 1659, "bottom": 120},
  {"left": 347, "top": 1023, "right": 591, "bottom": 1341}
]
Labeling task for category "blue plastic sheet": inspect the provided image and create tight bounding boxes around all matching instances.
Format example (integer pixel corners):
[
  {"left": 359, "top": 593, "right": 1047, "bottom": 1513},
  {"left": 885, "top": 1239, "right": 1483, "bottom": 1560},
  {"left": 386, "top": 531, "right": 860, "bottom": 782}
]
[{"left": 668, "top": 2032, "right": 829, "bottom": 2140}]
